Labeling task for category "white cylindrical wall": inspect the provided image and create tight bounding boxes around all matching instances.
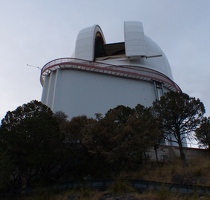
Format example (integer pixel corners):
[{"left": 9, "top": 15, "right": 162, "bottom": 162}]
[{"left": 43, "top": 68, "right": 170, "bottom": 119}]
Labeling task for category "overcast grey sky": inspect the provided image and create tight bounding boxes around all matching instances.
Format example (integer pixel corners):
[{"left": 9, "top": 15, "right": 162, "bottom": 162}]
[{"left": 0, "top": 0, "right": 209, "bottom": 120}]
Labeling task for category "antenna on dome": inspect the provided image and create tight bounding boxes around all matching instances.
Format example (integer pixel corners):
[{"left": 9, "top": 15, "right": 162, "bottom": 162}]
[
  {"left": 145, "top": 55, "right": 162, "bottom": 59},
  {"left": 27, "top": 64, "right": 41, "bottom": 70}
]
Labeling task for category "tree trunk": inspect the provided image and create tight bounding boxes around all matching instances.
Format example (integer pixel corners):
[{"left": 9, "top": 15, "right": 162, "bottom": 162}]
[
  {"left": 177, "top": 134, "right": 187, "bottom": 165},
  {"left": 21, "top": 175, "right": 27, "bottom": 195}
]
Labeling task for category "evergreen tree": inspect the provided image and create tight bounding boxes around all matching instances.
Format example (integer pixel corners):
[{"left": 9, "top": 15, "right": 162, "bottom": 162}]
[
  {"left": 0, "top": 100, "right": 64, "bottom": 189},
  {"left": 152, "top": 91, "right": 205, "bottom": 163},
  {"left": 195, "top": 117, "right": 210, "bottom": 155}
]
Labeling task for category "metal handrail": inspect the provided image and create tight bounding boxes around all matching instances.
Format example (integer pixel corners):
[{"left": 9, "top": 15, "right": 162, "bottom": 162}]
[{"left": 40, "top": 58, "right": 181, "bottom": 92}]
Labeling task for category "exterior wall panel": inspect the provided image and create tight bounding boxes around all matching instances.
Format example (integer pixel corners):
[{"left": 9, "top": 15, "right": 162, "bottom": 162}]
[
  {"left": 50, "top": 69, "right": 156, "bottom": 118},
  {"left": 41, "top": 75, "right": 50, "bottom": 104},
  {"left": 46, "top": 71, "right": 56, "bottom": 108}
]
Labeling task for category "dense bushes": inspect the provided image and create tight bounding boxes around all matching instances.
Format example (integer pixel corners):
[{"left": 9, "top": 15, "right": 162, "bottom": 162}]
[
  {"left": 0, "top": 102, "right": 159, "bottom": 190},
  {"left": 0, "top": 91, "right": 208, "bottom": 192}
]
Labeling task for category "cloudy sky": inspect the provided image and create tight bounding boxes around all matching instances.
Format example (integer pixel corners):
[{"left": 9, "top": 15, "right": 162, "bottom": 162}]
[{"left": 0, "top": 0, "right": 209, "bottom": 120}]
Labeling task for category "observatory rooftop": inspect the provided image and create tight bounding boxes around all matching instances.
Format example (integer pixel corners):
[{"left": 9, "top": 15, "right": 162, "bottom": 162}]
[
  {"left": 41, "top": 21, "right": 180, "bottom": 92},
  {"left": 74, "top": 21, "right": 173, "bottom": 80}
]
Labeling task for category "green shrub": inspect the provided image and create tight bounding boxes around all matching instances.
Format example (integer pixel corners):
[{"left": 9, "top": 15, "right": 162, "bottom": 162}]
[{"left": 110, "top": 179, "right": 135, "bottom": 194}]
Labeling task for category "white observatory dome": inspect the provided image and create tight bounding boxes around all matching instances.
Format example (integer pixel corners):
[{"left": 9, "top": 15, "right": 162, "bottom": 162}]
[
  {"left": 41, "top": 21, "right": 181, "bottom": 119},
  {"left": 74, "top": 21, "right": 173, "bottom": 80}
]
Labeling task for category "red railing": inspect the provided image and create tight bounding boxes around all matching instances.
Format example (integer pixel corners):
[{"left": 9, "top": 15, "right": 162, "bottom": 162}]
[{"left": 40, "top": 58, "right": 181, "bottom": 92}]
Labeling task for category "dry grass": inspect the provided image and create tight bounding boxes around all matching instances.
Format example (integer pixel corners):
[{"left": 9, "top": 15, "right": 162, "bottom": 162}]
[
  {"left": 17, "top": 157, "right": 210, "bottom": 199},
  {"left": 118, "top": 157, "right": 210, "bottom": 186},
  {"left": 21, "top": 189, "right": 104, "bottom": 200},
  {"left": 21, "top": 189, "right": 210, "bottom": 200}
]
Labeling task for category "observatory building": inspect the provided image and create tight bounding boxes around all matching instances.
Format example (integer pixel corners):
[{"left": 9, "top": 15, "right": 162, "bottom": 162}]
[{"left": 40, "top": 21, "right": 181, "bottom": 119}]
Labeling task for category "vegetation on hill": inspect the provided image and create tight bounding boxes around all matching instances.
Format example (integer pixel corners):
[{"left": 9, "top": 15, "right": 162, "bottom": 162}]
[
  {"left": 13, "top": 157, "right": 210, "bottom": 199},
  {"left": 0, "top": 91, "right": 209, "bottom": 199}
]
